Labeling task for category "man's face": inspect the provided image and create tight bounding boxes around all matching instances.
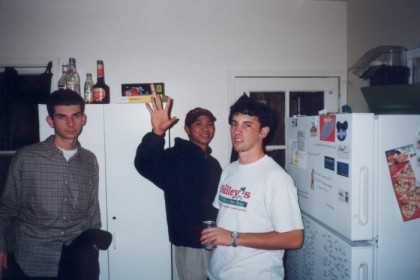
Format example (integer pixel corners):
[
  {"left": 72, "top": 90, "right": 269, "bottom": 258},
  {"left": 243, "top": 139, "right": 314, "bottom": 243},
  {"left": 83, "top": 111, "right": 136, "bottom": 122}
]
[
  {"left": 184, "top": 115, "right": 215, "bottom": 151},
  {"left": 230, "top": 113, "right": 268, "bottom": 154},
  {"left": 46, "top": 105, "right": 86, "bottom": 145}
]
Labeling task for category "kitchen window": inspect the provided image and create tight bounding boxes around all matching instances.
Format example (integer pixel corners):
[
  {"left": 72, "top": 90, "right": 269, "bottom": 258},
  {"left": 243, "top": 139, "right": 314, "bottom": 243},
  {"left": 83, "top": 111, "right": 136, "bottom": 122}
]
[{"left": 229, "top": 72, "right": 344, "bottom": 168}]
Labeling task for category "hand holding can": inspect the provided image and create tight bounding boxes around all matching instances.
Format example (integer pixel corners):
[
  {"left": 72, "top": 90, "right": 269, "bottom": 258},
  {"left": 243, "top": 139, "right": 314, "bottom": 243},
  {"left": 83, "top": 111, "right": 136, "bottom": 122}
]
[{"left": 202, "top": 220, "right": 216, "bottom": 251}]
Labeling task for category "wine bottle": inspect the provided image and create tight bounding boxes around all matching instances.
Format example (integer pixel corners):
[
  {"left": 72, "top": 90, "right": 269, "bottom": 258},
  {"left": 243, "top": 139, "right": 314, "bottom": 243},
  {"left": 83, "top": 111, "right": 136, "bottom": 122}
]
[{"left": 92, "top": 60, "right": 110, "bottom": 104}]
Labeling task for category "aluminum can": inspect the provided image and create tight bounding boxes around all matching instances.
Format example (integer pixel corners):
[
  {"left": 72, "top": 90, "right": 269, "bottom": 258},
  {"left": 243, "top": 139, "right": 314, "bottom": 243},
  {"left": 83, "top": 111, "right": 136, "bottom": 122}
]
[{"left": 202, "top": 221, "right": 216, "bottom": 251}]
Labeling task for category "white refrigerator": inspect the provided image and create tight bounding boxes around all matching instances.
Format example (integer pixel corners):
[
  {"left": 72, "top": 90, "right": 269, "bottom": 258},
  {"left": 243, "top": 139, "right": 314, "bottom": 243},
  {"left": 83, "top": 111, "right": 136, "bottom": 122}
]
[
  {"left": 39, "top": 104, "right": 172, "bottom": 280},
  {"left": 285, "top": 113, "right": 420, "bottom": 280}
]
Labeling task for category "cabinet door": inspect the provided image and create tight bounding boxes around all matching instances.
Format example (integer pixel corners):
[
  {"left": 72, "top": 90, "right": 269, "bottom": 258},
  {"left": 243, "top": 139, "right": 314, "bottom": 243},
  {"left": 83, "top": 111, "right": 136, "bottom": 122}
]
[{"left": 104, "top": 104, "right": 171, "bottom": 279}]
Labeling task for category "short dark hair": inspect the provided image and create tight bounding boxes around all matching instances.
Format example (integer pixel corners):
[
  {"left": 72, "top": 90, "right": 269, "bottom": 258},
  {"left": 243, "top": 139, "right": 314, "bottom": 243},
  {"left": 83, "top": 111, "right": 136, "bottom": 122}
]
[
  {"left": 228, "top": 94, "right": 276, "bottom": 131},
  {"left": 47, "top": 89, "right": 85, "bottom": 117}
]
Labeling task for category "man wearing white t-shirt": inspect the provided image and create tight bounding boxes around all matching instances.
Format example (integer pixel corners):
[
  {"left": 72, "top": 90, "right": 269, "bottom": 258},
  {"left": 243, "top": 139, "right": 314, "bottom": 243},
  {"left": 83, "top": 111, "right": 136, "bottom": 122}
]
[{"left": 201, "top": 95, "right": 304, "bottom": 280}]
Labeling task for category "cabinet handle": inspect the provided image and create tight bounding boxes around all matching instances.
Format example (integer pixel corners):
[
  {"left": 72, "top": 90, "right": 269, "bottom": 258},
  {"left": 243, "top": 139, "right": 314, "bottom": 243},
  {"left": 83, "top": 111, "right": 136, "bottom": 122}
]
[{"left": 113, "top": 232, "right": 117, "bottom": 250}]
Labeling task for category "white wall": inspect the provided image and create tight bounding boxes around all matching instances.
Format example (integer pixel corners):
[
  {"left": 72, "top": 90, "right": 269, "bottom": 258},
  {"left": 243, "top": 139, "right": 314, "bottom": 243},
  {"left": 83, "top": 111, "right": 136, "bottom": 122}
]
[
  {"left": 347, "top": 0, "right": 420, "bottom": 112},
  {"left": 0, "top": 0, "right": 346, "bottom": 168}
]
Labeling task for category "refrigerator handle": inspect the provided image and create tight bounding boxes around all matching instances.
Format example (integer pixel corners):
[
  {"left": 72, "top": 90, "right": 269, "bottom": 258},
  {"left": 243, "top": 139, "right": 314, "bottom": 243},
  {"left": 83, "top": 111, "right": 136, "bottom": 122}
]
[
  {"left": 359, "top": 262, "right": 368, "bottom": 280},
  {"left": 359, "top": 167, "right": 369, "bottom": 225}
]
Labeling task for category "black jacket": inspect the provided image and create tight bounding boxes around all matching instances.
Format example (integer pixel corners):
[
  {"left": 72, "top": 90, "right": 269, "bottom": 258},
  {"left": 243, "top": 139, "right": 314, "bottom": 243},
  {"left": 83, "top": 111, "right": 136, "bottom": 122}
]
[{"left": 134, "top": 132, "right": 222, "bottom": 248}]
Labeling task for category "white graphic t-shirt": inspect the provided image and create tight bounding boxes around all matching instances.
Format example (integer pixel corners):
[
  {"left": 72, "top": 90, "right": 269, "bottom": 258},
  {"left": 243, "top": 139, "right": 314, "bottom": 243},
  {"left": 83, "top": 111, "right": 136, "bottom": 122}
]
[{"left": 208, "top": 155, "right": 303, "bottom": 280}]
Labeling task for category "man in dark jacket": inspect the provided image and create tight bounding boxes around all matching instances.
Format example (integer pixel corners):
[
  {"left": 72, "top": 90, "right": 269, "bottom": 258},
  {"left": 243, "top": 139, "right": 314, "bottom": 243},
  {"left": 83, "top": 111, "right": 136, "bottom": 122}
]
[{"left": 134, "top": 95, "right": 222, "bottom": 280}]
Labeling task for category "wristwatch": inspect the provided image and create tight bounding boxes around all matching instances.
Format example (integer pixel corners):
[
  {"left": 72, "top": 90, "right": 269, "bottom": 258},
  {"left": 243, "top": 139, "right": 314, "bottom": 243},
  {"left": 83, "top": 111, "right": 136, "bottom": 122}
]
[{"left": 231, "top": 231, "right": 239, "bottom": 247}]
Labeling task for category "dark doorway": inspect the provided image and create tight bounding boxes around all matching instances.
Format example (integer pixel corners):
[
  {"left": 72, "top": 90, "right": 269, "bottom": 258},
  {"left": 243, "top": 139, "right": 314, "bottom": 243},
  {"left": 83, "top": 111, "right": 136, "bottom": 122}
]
[{"left": 0, "top": 63, "right": 52, "bottom": 195}]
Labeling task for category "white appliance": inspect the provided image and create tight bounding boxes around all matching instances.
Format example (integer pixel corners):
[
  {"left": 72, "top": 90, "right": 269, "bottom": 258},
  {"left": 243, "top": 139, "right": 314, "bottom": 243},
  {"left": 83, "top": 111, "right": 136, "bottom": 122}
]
[
  {"left": 285, "top": 113, "right": 420, "bottom": 280},
  {"left": 39, "top": 104, "right": 171, "bottom": 280}
]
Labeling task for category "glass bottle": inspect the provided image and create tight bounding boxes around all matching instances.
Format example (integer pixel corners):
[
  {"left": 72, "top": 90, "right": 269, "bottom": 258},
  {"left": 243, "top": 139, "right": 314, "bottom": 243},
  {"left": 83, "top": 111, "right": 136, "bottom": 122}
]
[
  {"left": 57, "top": 64, "right": 68, "bottom": 90},
  {"left": 92, "top": 60, "right": 110, "bottom": 104},
  {"left": 84, "top": 73, "right": 94, "bottom": 104},
  {"left": 66, "top": 58, "right": 81, "bottom": 94}
]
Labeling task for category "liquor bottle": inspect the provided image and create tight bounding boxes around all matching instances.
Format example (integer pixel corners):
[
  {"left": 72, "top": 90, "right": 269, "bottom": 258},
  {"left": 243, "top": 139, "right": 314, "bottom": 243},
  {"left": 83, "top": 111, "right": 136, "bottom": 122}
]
[
  {"left": 66, "top": 58, "right": 81, "bottom": 94},
  {"left": 57, "top": 64, "right": 68, "bottom": 90},
  {"left": 92, "top": 60, "right": 110, "bottom": 104},
  {"left": 84, "top": 73, "right": 94, "bottom": 104}
]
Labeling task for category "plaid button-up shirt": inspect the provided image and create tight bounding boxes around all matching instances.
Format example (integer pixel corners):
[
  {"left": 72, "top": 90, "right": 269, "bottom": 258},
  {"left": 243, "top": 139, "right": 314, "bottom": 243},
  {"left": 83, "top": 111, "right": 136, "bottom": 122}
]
[{"left": 0, "top": 135, "right": 101, "bottom": 277}]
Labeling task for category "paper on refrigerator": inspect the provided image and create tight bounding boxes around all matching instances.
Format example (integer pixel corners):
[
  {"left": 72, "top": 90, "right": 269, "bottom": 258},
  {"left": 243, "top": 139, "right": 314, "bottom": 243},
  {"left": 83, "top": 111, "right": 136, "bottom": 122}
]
[{"left": 290, "top": 129, "right": 306, "bottom": 169}]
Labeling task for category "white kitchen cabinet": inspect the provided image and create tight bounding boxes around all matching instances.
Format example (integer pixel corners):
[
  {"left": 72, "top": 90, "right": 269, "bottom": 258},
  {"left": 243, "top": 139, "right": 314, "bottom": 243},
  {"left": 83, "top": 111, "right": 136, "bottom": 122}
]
[{"left": 39, "top": 104, "right": 171, "bottom": 280}]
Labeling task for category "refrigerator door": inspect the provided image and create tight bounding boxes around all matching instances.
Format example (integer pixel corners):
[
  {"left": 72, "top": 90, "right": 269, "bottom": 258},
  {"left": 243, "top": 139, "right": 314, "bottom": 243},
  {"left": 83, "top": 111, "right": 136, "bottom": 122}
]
[
  {"left": 286, "top": 213, "right": 373, "bottom": 280},
  {"left": 286, "top": 114, "right": 375, "bottom": 241},
  {"left": 103, "top": 104, "right": 171, "bottom": 279},
  {"left": 39, "top": 104, "right": 172, "bottom": 280},
  {"left": 374, "top": 115, "right": 420, "bottom": 280}
]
